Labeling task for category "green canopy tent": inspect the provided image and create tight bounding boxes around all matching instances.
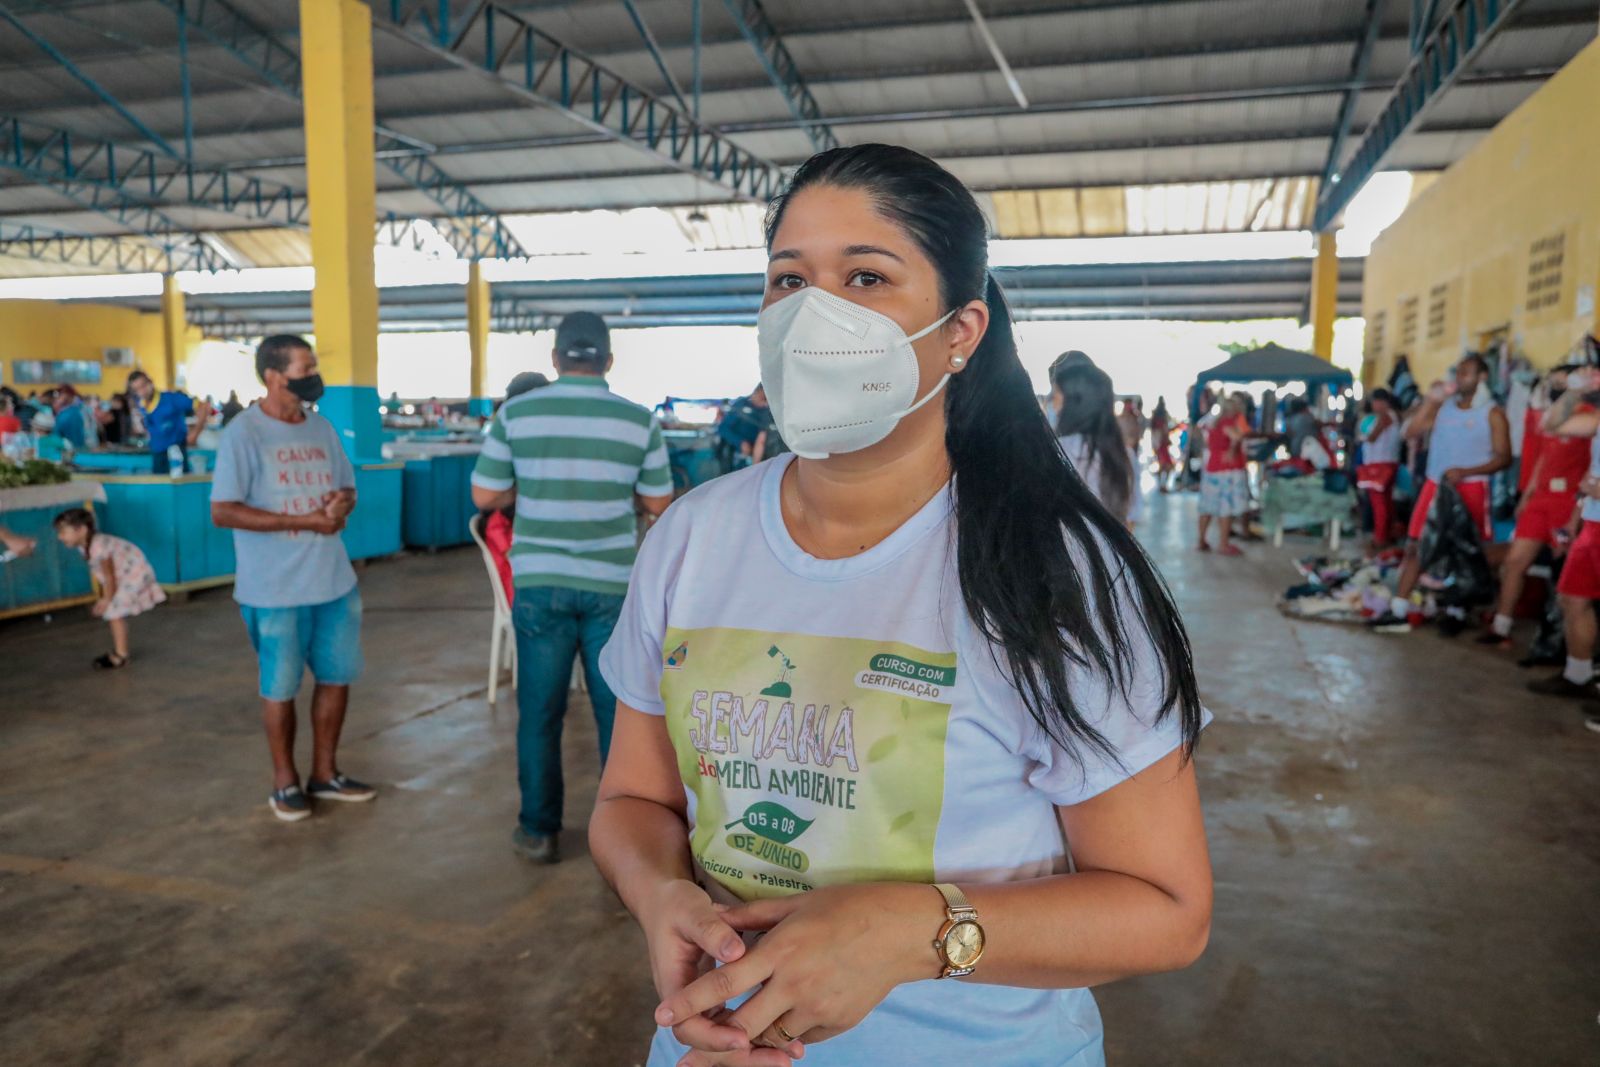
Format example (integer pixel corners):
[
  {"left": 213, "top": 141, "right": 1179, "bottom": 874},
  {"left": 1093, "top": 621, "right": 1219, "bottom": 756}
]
[
  {"left": 1196, "top": 343, "right": 1353, "bottom": 389},
  {"left": 1192, "top": 343, "right": 1353, "bottom": 422}
]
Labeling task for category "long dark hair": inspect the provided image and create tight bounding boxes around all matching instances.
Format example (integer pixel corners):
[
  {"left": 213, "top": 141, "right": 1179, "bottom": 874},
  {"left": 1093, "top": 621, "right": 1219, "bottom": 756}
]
[
  {"left": 764, "top": 145, "right": 1200, "bottom": 763},
  {"left": 1051, "top": 356, "right": 1135, "bottom": 521}
]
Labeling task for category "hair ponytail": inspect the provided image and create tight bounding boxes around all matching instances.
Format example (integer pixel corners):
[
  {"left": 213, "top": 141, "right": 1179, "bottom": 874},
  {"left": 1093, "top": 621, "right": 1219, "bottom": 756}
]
[{"left": 766, "top": 145, "right": 1201, "bottom": 762}]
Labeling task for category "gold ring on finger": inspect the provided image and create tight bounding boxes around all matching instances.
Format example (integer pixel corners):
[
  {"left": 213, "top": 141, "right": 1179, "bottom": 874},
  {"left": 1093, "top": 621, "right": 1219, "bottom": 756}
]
[{"left": 774, "top": 1022, "right": 797, "bottom": 1043}]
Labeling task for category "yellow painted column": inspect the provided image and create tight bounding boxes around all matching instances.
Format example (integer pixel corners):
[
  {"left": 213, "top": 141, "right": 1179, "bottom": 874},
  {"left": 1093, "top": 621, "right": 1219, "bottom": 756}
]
[
  {"left": 159, "top": 273, "right": 185, "bottom": 389},
  {"left": 300, "top": 0, "right": 380, "bottom": 457},
  {"left": 1310, "top": 230, "right": 1338, "bottom": 361},
  {"left": 467, "top": 259, "right": 491, "bottom": 409}
]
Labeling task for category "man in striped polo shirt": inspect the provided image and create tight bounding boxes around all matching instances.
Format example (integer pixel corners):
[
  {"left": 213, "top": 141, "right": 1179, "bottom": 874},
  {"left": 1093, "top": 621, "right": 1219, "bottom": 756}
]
[{"left": 471, "top": 312, "right": 673, "bottom": 863}]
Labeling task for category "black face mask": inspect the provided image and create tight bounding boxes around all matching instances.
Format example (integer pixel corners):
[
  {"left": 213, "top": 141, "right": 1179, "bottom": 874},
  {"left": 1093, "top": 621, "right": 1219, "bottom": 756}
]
[{"left": 286, "top": 373, "right": 324, "bottom": 403}]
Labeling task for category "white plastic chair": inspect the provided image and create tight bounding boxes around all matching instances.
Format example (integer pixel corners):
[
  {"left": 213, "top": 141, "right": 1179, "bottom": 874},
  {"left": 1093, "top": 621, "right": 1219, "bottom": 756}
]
[{"left": 469, "top": 512, "right": 516, "bottom": 703}]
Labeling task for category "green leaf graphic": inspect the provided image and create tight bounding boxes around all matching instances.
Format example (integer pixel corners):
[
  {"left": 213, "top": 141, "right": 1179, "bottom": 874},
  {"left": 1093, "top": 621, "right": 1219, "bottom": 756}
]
[
  {"left": 888, "top": 810, "right": 916, "bottom": 834},
  {"left": 724, "top": 800, "right": 814, "bottom": 844},
  {"left": 866, "top": 734, "right": 899, "bottom": 763}
]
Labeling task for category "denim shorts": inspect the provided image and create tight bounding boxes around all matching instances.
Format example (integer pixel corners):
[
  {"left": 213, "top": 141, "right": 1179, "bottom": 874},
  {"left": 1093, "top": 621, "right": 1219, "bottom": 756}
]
[{"left": 240, "top": 588, "right": 364, "bottom": 700}]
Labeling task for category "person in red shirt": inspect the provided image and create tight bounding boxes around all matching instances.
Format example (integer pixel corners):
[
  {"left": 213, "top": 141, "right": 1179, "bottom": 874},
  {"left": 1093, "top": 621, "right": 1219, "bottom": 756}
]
[
  {"left": 1526, "top": 369, "right": 1600, "bottom": 709},
  {"left": 482, "top": 371, "right": 550, "bottom": 599},
  {"left": 1480, "top": 366, "right": 1587, "bottom": 647},
  {"left": 1197, "top": 395, "right": 1250, "bottom": 556},
  {"left": 0, "top": 391, "right": 23, "bottom": 436},
  {"left": 1355, "top": 390, "right": 1402, "bottom": 547}
]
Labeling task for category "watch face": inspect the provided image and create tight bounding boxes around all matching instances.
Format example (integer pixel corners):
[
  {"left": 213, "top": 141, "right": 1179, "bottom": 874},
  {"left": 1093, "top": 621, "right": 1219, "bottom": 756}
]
[{"left": 943, "top": 920, "right": 985, "bottom": 968}]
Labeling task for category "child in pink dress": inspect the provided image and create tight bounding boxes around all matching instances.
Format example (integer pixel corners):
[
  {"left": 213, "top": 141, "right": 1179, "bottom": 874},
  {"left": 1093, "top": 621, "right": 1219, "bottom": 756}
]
[{"left": 53, "top": 507, "right": 166, "bottom": 669}]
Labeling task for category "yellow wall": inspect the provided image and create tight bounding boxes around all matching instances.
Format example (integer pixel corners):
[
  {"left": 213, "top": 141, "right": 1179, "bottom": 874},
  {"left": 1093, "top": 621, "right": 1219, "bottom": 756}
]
[
  {"left": 1362, "top": 36, "right": 1600, "bottom": 386},
  {"left": 0, "top": 299, "right": 201, "bottom": 394}
]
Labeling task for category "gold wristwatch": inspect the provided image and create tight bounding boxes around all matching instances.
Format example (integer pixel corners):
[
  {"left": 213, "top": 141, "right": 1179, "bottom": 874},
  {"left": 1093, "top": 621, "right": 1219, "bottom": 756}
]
[{"left": 931, "top": 883, "right": 985, "bottom": 979}]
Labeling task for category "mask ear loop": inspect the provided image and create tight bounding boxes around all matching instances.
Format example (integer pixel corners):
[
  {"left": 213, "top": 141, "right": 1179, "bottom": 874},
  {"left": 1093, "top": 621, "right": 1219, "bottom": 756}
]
[{"left": 897, "top": 307, "right": 961, "bottom": 418}]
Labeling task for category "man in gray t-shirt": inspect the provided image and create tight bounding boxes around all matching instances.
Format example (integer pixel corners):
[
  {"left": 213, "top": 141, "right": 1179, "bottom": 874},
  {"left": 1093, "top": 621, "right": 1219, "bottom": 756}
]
[{"left": 211, "top": 335, "right": 375, "bottom": 823}]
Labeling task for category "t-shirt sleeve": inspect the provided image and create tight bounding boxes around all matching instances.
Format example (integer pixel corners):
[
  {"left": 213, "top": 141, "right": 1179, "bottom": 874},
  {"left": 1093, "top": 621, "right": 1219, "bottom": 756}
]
[
  {"left": 635, "top": 416, "right": 674, "bottom": 498},
  {"left": 177, "top": 393, "right": 195, "bottom": 417},
  {"left": 597, "top": 501, "right": 686, "bottom": 715},
  {"left": 1014, "top": 551, "right": 1210, "bottom": 808},
  {"left": 209, "top": 421, "right": 252, "bottom": 504},
  {"left": 471, "top": 410, "right": 515, "bottom": 492}
]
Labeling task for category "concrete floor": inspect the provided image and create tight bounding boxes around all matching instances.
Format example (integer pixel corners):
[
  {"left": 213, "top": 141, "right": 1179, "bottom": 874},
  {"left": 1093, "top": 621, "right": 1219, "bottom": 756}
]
[{"left": 2, "top": 494, "right": 1596, "bottom": 1066}]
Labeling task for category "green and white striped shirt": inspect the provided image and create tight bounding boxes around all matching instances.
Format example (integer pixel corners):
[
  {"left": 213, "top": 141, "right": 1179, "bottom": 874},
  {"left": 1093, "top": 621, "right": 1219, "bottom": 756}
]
[{"left": 472, "top": 376, "right": 673, "bottom": 595}]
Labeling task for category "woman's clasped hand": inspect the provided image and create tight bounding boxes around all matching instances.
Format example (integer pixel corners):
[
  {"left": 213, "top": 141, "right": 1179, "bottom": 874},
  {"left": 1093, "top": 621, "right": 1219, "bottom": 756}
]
[{"left": 644, "top": 879, "right": 936, "bottom": 1067}]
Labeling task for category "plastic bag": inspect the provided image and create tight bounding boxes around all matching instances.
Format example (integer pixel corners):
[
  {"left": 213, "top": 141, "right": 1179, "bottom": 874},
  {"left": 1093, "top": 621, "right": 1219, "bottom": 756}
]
[{"left": 1417, "top": 481, "right": 1494, "bottom": 607}]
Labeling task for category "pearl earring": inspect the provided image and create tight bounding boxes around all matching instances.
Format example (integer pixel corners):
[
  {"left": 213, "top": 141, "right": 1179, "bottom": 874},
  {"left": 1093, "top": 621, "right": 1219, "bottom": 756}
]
[{"left": 952, "top": 356, "right": 966, "bottom": 367}]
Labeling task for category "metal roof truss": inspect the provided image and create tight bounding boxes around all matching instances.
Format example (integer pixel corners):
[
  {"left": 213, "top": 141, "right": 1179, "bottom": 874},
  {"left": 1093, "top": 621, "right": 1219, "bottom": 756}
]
[{"left": 374, "top": 0, "right": 784, "bottom": 202}]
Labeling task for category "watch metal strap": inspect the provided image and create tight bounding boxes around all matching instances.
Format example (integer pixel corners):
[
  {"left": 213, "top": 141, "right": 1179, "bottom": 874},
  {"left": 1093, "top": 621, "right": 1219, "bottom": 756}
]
[{"left": 933, "top": 882, "right": 976, "bottom": 917}]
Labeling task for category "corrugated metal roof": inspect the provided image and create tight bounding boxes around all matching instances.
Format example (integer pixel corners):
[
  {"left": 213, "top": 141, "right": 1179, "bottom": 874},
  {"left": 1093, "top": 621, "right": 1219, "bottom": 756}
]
[{"left": 0, "top": 0, "right": 1589, "bottom": 278}]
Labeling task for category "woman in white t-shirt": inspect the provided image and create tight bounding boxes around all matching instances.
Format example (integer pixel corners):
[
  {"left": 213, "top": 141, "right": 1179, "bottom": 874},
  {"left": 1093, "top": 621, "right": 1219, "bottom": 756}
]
[
  {"left": 590, "top": 145, "right": 1211, "bottom": 1067},
  {"left": 1050, "top": 354, "right": 1143, "bottom": 527}
]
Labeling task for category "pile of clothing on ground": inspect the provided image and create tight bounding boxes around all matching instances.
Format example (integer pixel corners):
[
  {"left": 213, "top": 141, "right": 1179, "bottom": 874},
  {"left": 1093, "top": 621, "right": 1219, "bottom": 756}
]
[
  {"left": 1278, "top": 551, "right": 1404, "bottom": 624},
  {"left": 1279, "top": 482, "right": 1502, "bottom": 630}
]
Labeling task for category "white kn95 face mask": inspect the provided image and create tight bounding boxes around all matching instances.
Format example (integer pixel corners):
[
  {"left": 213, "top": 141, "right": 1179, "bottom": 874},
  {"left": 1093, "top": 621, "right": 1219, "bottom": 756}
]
[{"left": 756, "top": 287, "right": 957, "bottom": 459}]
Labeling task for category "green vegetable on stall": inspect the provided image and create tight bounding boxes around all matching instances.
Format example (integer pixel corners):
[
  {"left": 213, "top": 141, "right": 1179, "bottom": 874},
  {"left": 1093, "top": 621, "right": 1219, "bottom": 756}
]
[{"left": 0, "top": 459, "right": 72, "bottom": 489}]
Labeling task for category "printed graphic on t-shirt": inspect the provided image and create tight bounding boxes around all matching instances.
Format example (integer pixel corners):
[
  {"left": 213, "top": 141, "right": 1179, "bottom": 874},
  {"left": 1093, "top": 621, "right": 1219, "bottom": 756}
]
[
  {"left": 265, "top": 443, "right": 337, "bottom": 537},
  {"left": 660, "top": 626, "right": 954, "bottom": 900}
]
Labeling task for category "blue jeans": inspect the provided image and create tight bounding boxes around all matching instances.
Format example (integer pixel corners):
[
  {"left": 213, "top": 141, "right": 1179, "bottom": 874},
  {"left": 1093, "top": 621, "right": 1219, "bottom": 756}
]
[
  {"left": 241, "top": 588, "right": 364, "bottom": 701},
  {"left": 512, "top": 585, "right": 623, "bottom": 836}
]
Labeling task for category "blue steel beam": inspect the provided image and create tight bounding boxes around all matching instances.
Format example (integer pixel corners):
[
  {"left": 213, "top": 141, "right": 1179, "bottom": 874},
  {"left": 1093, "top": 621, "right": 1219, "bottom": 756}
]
[
  {"left": 0, "top": 3, "right": 181, "bottom": 159},
  {"left": 0, "top": 113, "right": 309, "bottom": 227},
  {"left": 148, "top": 0, "right": 528, "bottom": 260},
  {"left": 720, "top": 0, "right": 838, "bottom": 152},
  {"left": 1414, "top": 0, "right": 1445, "bottom": 53},
  {"left": 176, "top": 0, "right": 195, "bottom": 161},
  {"left": 374, "top": 0, "right": 784, "bottom": 202},
  {"left": 692, "top": 0, "right": 701, "bottom": 119},
  {"left": 1314, "top": 0, "right": 1528, "bottom": 232},
  {"left": 0, "top": 220, "right": 229, "bottom": 273},
  {"left": 2, "top": 113, "right": 466, "bottom": 257},
  {"left": 491, "top": 294, "right": 549, "bottom": 333},
  {"left": 619, "top": 0, "right": 690, "bottom": 114},
  {"left": 1319, "top": 0, "right": 1385, "bottom": 212}
]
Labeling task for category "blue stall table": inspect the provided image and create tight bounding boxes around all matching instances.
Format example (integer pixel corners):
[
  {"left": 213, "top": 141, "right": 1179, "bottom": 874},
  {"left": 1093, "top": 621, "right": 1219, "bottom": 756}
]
[
  {"left": 346, "top": 462, "right": 404, "bottom": 561},
  {"left": 397, "top": 451, "right": 478, "bottom": 550},
  {"left": 82, "top": 463, "right": 403, "bottom": 597},
  {"left": 68, "top": 448, "right": 218, "bottom": 475},
  {"left": 0, "top": 481, "right": 106, "bottom": 620},
  {"left": 89, "top": 474, "right": 236, "bottom": 592},
  {"left": 664, "top": 430, "right": 723, "bottom": 493}
]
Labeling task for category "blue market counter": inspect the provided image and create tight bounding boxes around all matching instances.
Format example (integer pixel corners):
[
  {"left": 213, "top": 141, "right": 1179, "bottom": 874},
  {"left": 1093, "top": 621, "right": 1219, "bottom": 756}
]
[
  {"left": 1, "top": 464, "right": 403, "bottom": 618},
  {"left": 664, "top": 430, "right": 724, "bottom": 492},
  {"left": 0, "top": 482, "right": 105, "bottom": 620},
  {"left": 65, "top": 448, "right": 218, "bottom": 474},
  {"left": 400, "top": 452, "right": 478, "bottom": 550},
  {"left": 86, "top": 463, "right": 404, "bottom": 591},
  {"left": 344, "top": 462, "right": 405, "bottom": 561}
]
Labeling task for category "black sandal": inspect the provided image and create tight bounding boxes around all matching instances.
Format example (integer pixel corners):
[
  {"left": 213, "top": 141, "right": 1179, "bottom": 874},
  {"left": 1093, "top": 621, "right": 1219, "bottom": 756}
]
[{"left": 94, "top": 653, "right": 128, "bottom": 670}]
